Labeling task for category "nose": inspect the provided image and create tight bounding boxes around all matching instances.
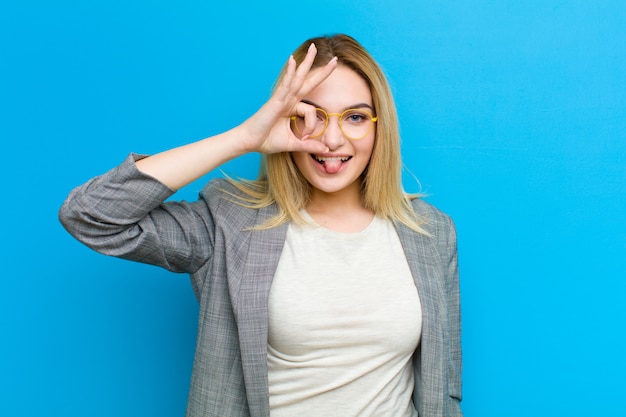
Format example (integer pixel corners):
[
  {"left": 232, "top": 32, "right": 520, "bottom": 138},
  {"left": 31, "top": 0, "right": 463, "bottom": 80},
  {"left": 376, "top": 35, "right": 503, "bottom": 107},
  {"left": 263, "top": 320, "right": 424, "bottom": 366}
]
[{"left": 320, "top": 115, "right": 346, "bottom": 151}]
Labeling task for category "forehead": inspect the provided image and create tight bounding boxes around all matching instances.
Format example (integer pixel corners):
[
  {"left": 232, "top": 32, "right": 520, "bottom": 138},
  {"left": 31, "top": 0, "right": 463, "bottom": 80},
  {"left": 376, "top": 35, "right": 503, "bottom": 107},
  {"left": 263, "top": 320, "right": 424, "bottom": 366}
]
[{"left": 304, "top": 65, "right": 372, "bottom": 109}]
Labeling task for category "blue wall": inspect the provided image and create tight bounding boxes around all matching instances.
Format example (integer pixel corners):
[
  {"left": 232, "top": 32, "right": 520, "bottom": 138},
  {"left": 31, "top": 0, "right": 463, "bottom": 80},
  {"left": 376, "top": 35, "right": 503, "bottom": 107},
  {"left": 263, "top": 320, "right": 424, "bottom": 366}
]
[{"left": 2, "top": 1, "right": 624, "bottom": 416}]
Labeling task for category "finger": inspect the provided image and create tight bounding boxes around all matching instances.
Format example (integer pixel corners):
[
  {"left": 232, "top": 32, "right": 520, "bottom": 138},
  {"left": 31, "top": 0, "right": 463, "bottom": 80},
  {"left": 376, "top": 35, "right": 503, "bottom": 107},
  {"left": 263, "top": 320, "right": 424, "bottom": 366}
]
[
  {"left": 272, "top": 55, "right": 297, "bottom": 103},
  {"left": 294, "top": 102, "right": 318, "bottom": 137},
  {"left": 289, "top": 138, "right": 329, "bottom": 155},
  {"left": 293, "top": 43, "right": 318, "bottom": 85},
  {"left": 283, "top": 54, "right": 297, "bottom": 85},
  {"left": 300, "top": 56, "right": 338, "bottom": 97},
  {"left": 287, "top": 43, "right": 321, "bottom": 97}
]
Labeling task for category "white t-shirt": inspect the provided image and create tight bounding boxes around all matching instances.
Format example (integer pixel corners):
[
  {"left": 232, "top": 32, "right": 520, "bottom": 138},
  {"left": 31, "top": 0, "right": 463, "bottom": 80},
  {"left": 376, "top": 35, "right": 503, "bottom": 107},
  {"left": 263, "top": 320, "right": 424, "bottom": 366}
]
[{"left": 268, "top": 213, "right": 422, "bottom": 417}]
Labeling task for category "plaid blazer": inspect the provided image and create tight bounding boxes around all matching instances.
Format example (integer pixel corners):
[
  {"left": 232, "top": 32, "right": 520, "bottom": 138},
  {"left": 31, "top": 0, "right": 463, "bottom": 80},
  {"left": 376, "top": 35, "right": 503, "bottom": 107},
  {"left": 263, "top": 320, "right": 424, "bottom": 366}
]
[{"left": 59, "top": 154, "right": 462, "bottom": 417}]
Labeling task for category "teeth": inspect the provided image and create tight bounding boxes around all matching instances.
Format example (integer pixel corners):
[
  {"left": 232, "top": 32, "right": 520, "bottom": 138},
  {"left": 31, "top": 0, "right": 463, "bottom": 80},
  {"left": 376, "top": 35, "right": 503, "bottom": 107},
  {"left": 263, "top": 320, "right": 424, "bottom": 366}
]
[{"left": 314, "top": 155, "right": 350, "bottom": 162}]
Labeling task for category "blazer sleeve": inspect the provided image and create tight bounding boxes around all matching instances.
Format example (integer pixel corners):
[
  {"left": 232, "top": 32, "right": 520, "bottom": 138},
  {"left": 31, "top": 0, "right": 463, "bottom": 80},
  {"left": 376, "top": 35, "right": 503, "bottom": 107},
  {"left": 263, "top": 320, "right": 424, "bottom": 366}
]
[
  {"left": 443, "top": 215, "right": 463, "bottom": 415},
  {"left": 58, "top": 154, "right": 217, "bottom": 274}
]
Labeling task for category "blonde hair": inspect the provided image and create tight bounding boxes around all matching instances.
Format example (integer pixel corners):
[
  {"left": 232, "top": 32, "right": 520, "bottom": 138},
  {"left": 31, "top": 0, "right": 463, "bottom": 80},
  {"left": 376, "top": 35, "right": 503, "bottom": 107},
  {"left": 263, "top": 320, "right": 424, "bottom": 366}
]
[{"left": 229, "top": 34, "right": 428, "bottom": 234}]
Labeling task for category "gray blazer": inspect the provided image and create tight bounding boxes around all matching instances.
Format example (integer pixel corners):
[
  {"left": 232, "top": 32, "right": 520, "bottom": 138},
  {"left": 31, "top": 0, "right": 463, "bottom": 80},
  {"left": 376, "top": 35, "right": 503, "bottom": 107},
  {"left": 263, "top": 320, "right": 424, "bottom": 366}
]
[{"left": 59, "top": 154, "right": 462, "bottom": 417}]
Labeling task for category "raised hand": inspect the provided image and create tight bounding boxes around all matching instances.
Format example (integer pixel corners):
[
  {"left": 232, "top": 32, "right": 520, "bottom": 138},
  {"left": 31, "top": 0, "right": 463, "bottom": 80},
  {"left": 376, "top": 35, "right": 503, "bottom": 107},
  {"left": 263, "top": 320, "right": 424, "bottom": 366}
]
[
  {"left": 240, "top": 43, "right": 338, "bottom": 155},
  {"left": 134, "top": 43, "right": 337, "bottom": 190}
]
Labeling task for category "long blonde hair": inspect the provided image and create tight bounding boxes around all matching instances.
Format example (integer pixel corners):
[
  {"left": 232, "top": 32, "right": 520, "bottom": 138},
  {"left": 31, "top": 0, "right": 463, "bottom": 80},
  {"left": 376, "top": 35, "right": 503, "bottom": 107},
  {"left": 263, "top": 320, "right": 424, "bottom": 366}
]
[{"left": 229, "top": 34, "right": 428, "bottom": 234}]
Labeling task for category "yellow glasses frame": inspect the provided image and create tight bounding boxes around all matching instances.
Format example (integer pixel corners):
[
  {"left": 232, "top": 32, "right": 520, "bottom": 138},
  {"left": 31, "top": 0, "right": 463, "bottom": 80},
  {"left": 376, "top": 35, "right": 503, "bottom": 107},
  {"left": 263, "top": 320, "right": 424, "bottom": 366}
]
[{"left": 290, "top": 107, "right": 378, "bottom": 140}]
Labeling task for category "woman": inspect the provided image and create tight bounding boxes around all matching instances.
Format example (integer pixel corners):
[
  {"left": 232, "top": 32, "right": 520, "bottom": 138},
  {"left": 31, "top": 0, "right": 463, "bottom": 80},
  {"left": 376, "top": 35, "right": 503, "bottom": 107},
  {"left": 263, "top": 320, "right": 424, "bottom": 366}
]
[{"left": 59, "top": 34, "right": 462, "bottom": 417}]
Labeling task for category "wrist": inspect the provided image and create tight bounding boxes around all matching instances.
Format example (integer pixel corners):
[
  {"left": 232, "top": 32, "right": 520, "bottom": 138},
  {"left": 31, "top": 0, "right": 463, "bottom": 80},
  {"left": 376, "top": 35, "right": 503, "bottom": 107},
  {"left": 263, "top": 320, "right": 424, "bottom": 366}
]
[{"left": 236, "top": 120, "right": 266, "bottom": 154}]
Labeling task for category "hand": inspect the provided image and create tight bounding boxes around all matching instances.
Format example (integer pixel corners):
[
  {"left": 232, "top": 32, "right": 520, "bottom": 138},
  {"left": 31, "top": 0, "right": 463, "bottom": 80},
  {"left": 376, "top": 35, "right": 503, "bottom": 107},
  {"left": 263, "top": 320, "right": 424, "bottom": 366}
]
[{"left": 240, "top": 43, "right": 338, "bottom": 154}]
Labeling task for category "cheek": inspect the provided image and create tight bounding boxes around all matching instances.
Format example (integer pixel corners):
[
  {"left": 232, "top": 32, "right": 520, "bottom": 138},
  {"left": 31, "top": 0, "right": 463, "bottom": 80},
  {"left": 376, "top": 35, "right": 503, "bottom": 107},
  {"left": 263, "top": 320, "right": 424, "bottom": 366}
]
[
  {"left": 358, "top": 136, "right": 376, "bottom": 173},
  {"left": 358, "top": 135, "right": 376, "bottom": 160},
  {"left": 291, "top": 152, "right": 310, "bottom": 174}
]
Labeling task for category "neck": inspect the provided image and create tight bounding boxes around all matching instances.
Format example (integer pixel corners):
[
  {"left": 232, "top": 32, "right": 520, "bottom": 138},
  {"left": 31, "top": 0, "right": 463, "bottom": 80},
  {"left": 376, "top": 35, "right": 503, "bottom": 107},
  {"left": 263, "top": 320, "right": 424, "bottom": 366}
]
[{"left": 306, "top": 183, "right": 374, "bottom": 233}]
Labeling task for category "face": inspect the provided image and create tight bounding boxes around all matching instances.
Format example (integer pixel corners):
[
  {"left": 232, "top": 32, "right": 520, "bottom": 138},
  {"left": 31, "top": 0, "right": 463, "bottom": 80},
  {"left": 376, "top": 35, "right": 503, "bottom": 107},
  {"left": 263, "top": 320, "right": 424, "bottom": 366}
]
[{"left": 291, "top": 65, "right": 376, "bottom": 199}]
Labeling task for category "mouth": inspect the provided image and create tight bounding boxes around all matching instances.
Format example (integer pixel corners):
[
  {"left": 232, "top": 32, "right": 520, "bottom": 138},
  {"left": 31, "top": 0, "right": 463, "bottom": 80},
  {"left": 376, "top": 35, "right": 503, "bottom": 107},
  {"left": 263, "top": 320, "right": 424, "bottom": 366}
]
[
  {"left": 311, "top": 154, "right": 352, "bottom": 174},
  {"left": 312, "top": 155, "right": 351, "bottom": 163}
]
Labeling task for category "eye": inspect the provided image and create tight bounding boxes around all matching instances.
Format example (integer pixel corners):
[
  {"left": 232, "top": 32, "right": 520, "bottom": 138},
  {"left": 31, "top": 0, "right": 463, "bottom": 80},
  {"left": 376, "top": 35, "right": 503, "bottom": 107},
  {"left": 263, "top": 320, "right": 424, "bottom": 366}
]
[
  {"left": 343, "top": 111, "right": 369, "bottom": 124},
  {"left": 315, "top": 109, "right": 327, "bottom": 122}
]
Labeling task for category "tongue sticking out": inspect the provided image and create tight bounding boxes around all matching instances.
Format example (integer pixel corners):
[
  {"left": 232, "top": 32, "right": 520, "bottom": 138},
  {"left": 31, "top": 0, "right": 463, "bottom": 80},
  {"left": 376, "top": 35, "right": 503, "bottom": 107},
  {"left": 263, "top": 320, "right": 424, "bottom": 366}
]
[{"left": 323, "top": 159, "right": 343, "bottom": 174}]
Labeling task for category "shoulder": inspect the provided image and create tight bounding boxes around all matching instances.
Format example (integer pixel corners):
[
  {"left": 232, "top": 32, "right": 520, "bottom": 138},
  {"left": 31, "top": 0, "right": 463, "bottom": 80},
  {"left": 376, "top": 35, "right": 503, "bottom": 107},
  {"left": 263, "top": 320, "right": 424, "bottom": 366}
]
[
  {"left": 409, "top": 197, "right": 454, "bottom": 229},
  {"left": 199, "top": 178, "right": 253, "bottom": 213},
  {"left": 200, "top": 177, "right": 245, "bottom": 201},
  {"left": 198, "top": 178, "right": 278, "bottom": 230},
  {"left": 407, "top": 197, "right": 457, "bottom": 249}
]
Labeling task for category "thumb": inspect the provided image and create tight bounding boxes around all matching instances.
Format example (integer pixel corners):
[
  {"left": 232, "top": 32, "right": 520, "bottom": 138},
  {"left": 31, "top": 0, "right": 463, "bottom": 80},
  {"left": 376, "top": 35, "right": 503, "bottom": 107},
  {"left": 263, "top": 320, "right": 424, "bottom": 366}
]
[{"left": 291, "top": 138, "right": 329, "bottom": 155}]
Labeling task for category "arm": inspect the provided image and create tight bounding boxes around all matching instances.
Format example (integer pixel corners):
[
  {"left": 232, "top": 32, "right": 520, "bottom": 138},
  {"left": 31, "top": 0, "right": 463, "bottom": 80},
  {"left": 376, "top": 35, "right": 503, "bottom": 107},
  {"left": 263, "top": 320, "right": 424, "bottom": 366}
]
[
  {"left": 135, "top": 44, "right": 337, "bottom": 190},
  {"left": 59, "top": 45, "right": 337, "bottom": 270},
  {"left": 58, "top": 154, "right": 216, "bottom": 273}
]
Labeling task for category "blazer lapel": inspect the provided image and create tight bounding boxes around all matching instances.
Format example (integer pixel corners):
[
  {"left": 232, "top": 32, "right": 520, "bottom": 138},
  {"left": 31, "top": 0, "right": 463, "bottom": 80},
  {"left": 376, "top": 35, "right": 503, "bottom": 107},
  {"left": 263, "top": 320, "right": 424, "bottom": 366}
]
[
  {"left": 395, "top": 221, "right": 447, "bottom": 415},
  {"left": 234, "top": 205, "right": 288, "bottom": 417}
]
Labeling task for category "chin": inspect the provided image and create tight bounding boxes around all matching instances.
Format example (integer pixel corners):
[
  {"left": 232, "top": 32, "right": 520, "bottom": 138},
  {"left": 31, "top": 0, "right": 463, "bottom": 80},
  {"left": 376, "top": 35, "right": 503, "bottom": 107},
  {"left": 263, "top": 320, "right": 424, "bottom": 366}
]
[{"left": 308, "top": 176, "right": 362, "bottom": 195}]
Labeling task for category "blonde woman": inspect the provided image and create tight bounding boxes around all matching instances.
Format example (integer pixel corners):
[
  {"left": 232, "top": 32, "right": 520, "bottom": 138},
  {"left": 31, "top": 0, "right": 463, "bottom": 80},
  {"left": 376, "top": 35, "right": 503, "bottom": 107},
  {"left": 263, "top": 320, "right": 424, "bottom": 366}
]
[{"left": 59, "top": 34, "right": 463, "bottom": 417}]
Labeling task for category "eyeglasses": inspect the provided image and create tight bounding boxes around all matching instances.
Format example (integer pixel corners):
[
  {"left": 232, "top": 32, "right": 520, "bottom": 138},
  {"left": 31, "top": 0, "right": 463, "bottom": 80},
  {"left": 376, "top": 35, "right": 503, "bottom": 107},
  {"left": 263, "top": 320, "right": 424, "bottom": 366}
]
[{"left": 290, "top": 107, "right": 378, "bottom": 140}]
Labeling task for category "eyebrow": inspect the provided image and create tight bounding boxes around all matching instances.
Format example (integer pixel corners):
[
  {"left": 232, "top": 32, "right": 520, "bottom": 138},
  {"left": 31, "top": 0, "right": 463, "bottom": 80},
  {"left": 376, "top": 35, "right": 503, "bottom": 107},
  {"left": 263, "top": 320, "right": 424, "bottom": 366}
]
[{"left": 301, "top": 99, "right": 374, "bottom": 112}]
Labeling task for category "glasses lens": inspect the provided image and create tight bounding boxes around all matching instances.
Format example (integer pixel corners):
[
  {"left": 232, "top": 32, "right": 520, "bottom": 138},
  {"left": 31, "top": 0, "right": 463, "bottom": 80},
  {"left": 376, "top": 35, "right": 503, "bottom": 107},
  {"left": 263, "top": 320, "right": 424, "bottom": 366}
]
[
  {"left": 292, "top": 109, "right": 326, "bottom": 138},
  {"left": 341, "top": 109, "right": 374, "bottom": 140}
]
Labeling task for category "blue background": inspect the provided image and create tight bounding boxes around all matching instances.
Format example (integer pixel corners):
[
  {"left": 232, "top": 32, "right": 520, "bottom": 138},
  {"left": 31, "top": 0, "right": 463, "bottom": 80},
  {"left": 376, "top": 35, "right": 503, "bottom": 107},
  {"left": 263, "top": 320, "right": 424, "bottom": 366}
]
[{"left": 2, "top": 1, "right": 624, "bottom": 416}]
